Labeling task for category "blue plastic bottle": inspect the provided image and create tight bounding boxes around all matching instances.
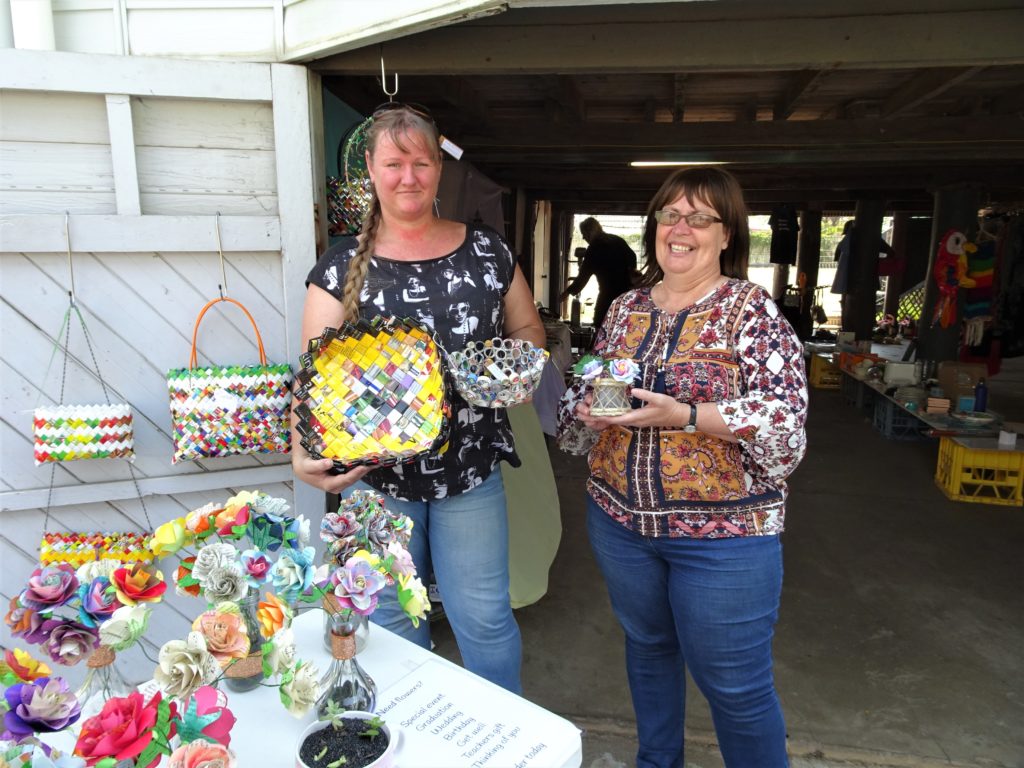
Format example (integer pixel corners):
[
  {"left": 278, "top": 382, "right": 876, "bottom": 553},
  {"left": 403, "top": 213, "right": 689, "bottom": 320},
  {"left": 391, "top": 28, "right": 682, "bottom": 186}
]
[{"left": 974, "top": 377, "right": 988, "bottom": 413}]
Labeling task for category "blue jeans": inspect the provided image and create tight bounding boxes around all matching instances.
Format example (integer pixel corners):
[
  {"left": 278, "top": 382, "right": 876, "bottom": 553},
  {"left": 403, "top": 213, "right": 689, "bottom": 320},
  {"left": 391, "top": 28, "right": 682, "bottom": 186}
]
[
  {"left": 586, "top": 499, "right": 788, "bottom": 768},
  {"left": 345, "top": 472, "right": 522, "bottom": 694}
]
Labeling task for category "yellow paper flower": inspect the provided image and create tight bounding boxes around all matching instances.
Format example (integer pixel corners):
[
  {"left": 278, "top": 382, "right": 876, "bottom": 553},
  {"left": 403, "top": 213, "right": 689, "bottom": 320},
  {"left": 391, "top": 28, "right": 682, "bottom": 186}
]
[
  {"left": 3, "top": 648, "right": 52, "bottom": 681},
  {"left": 396, "top": 573, "right": 430, "bottom": 628},
  {"left": 151, "top": 517, "right": 190, "bottom": 557},
  {"left": 223, "top": 490, "right": 259, "bottom": 515},
  {"left": 256, "top": 592, "right": 292, "bottom": 639},
  {"left": 348, "top": 549, "right": 381, "bottom": 569}
]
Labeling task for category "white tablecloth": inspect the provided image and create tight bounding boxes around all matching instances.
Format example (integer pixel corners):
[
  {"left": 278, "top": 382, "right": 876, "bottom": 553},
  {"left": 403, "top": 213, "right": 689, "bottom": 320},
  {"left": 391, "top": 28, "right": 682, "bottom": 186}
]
[{"left": 225, "top": 611, "right": 582, "bottom": 767}]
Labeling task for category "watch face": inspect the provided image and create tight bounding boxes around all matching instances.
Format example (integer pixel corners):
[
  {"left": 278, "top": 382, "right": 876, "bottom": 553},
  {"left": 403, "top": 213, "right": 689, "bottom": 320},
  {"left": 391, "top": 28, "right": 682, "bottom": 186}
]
[{"left": 683, "top": 424, "right": 697, "bottom": 433}]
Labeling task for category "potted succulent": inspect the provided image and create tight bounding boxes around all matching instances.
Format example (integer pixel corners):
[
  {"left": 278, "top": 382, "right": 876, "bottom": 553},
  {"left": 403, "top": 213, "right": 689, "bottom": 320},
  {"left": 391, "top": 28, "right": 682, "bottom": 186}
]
[{"left": 296, "top": 711, "right": 396, "bottom": 768}]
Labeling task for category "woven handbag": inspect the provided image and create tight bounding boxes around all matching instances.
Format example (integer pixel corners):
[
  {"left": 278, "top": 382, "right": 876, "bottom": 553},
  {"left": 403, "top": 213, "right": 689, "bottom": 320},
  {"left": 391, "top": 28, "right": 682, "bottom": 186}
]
[
  {"left": 293, "top": 316, "right": 451, "bottom": 471},
  {"left": 33, "top": 305, "right": 135, "bottom": 465},
  {"left": 167, "top": 297, "right": 292, "bottom": 463}
]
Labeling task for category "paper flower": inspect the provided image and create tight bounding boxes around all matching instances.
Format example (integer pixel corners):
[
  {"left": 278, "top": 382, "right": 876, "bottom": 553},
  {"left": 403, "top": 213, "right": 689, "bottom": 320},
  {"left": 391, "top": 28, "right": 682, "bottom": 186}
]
[
  {"left": 200, "top": 565, "right": 247, "bottom": 604},
  {"left": 20, "top": 565, "right": 79, "bottom": 611},
  {"left": 278, "top": 660, "right": 319, "bottom": 718},
  {"left": 185, "top": 503, "right": 219, "bottom": 536},
  {"left": 168, "top": 740, "right": 237, "bottom": 768},
  {"left": 110, "top": 564, "right": 167, "bottom": 606},
  {"left": 154, "top": 633, "right": 220, "bottom": 700},
  {"left": 3, "top": 677, "right": 81, "bottom": 736},
  {"left": 256, "top": 592, "right": 291, "bottom": 639},
  {"left": 5, "top": 597, "right": 47, "bottom": 644},
  {"left": 98, "top": 604, "right": 151, "bottom": 651},
  {"left": 262, "top": 627, "right": 297, "bottom": 676},
  {"left": 151, "top": 518, "right": 190, "bottom": 558},
  {"left": 7, "top": 745, "right": 87, "bottom": 768},
  {"left": 396, "top": 573, "right": 431, "bottom": 628},
  {"left": 331, "top": 556, "right": 387, "bottom": 615},
  {"left": 238, "top": 549, "right": 272, "bottom": 588},
  {"left": 42, "top": 619, "right": 98, "bottom": 666},
  {"left": 173, "top": 686, "right": 235, "bottom": 748},
  {"left": 608, "top": 358, "right": 641, "bottom": 382},
  {"left": 269, "top": 547, "right": 317, "bottom": 604},
  {"left": 75, "top": 560, "right": 120, "bottom": 583},
  {"left": 73, "top": 690, "right": 176, "bottom": 768},
  {"left": 3, "top": 648, "right": 52, "bottom": 682},
  {"left": 191, "top": 544, "right": 238, "bottom": 585},
  {"left": 214, "top": 504, "right": 250, "bottom": 538},
  {"left": 386, "top": 540, "right": 416, "bottom": 578},
  {"left": 174, "top": 557, "right": 202, "bottom": 598},
  {"left": 572, "top": 355, "right": 641, "bottom": 383},
  {"left": 191, "top": 609, "right": 250, "bottom": 667},
  {"left": 321, "top": 510, "right": 361, "bottom": 541},
  {"left": 76, "top": 577, "right": 121, "bottom": 627}
]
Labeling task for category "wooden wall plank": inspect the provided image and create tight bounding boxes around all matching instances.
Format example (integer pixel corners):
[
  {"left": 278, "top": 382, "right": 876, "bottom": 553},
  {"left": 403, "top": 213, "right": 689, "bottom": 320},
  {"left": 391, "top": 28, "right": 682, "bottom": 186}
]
[
  {"left": 136, "top": 146, "right": 276, "bottom": 196},
  {"left": 0, "top": 90, "right": 110, "bottom": 143},
  {"left": 0, "top": 214, "right": 281, "bottom": 252},
  {"left": 0, "top": 190, "right": 117, "bottom": 214},
  {"left": 132, "top": 97, "right": 275, "bottom": 151},
  {"left": 105, "top": 94, "right": 142, "bottom": 215},
  {"left": 2, "top": 141, "right": 114, "bottom": 190}
]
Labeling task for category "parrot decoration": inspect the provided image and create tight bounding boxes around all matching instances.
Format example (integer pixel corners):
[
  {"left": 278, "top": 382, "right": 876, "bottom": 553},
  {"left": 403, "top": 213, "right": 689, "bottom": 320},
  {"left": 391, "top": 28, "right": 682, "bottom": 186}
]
[{"left": 931, "top": 229, "right": 977, "bottom": 328}]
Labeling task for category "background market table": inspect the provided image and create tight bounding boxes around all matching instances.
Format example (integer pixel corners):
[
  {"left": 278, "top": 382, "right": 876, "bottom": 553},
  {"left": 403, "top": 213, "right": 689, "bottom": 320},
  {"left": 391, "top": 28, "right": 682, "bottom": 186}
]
[{"left": 225, "top": 610, "right": 583, "bottom": 768}]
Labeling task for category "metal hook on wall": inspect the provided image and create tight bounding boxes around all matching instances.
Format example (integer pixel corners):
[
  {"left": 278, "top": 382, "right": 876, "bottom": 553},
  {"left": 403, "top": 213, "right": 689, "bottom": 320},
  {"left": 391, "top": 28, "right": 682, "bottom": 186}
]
[
  {"left": 380, "top": 54, "right": 398, "bottom": 100},
  {"left": 63, "top": 211, "right": 77, "bottom": 306},
  {"left": 214, "top": 212, "right": 228, "bottom": 299}
]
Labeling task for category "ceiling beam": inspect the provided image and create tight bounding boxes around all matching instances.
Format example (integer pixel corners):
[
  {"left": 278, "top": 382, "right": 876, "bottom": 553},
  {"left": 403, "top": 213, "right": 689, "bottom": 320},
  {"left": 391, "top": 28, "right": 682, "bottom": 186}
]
[
  {"left": 774, "top": 69, "right": 826, "bottom": 121},
  {"left": 672, "top": 74, "right": 687, "bottom": 123},
  {"left": 881, "top": 66, "right": 985, "bottom": 118},
  {"left": 313, "top": 8, "right": 1024, "bottom": 75}
]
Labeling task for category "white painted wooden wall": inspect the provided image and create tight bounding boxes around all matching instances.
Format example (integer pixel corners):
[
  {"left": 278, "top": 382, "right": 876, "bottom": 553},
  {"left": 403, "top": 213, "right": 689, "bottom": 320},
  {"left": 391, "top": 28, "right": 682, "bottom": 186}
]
[{"left": 0, "top": 48, "right": 323, "bottom": 685}]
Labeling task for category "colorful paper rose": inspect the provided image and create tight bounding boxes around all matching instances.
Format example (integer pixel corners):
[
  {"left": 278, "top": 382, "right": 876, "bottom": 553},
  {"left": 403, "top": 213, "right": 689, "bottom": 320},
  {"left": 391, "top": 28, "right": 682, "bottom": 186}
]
[
  {"left": 386, "top": 540, "right": 416, "bottom": 578},
  {"left": 238, "top": 549, "right": 272, "bottom": 588},
  {"left": 331, "top": 555, "right": 388, "bottom": 615},
  {"left": 173, "top": 557, "right": 202, "bottom": 598},
  {"left": 185, "top": 503, "right": 219, "bottom": 536},
  {"left": 42, "top": 619, "right": 98, "bottom": 666},
  {"left": 173, "top": 686, "right": 235, "bottom": 748},
  {"left": 110, "top": 564, "right": 167, "bottom": 606},
  {"left": 396, "top": 573, "right": 431, "bottom": 628},
  {"left": 73, "top": 690, "right": 176, "bottom": 768},
  {"left": 3, "top": 676, "right": 81, "bottom": 737},
  {"left": 578, "top": 357, "right": 605, "bottom": 381},
  {"left": 76, "top": 577, "right": 121, "bottom": 627},
  {"left": 151, "top": 517, "right": 191, "bottom": 557},
  {"left": 191, "top": 609, "right": 250, "bottom": 667},
  {"left": 20, "top": 565, "right": 79, "bottom": 611},
  {"left": 214, "top": 504, "right": 250, "bottom": 538},
  {"left": 168, "top": 740, "right": 237, "bottom": 768},
  {"left": 269, "top": 546, "right": 317, "bottom": 604},
  {"left": 3, "top": 648, "right": 52, "bottom": 682},
  {"left": 5, "top": 596, "right": 47, "bottom": 644},
  {"left": 607, "top": 357, "right": 641, "bottom": 382},
  {"left": 256, "top": 592, "right": 291, "bottom": 639},
  {"left": 572, "top": 354, "right": 641, "bottom": 383}
]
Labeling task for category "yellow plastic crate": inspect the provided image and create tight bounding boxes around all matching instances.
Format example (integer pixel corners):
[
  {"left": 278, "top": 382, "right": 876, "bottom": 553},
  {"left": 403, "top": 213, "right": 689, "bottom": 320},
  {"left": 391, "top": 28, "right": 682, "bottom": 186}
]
[
  {"left": 809, "top": 354, "right": 841, "bottom": 389},
  {"left": 935, "top": 436, "right": 1024, "bottom": 506}
]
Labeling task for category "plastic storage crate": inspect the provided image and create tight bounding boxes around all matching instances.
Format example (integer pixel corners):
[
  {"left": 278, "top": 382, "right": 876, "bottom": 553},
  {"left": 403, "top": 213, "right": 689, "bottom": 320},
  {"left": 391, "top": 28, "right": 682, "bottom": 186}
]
[
  {"left": 872, "top": 397, "right": 925, "bottom": 440},
  {"left": 935, "top": 436, "right": 1024, "bottom": 506},
  {"left": 809, "top": 354, "right": 841, "bottom": 389},
  {"left": 840, "top": 373, "right": 875, "bottom": 411}
]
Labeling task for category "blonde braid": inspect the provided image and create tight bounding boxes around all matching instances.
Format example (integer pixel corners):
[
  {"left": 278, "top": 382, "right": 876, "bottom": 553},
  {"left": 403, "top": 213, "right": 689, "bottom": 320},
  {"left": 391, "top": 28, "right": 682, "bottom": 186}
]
[{"left": 340, "top": 194, "right": 381, "bottom": 323}]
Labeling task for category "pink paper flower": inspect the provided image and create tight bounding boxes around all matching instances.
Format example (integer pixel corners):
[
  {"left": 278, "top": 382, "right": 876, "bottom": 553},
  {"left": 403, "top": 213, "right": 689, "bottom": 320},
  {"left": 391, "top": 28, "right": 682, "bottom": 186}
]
[
  {"left": 21, "top": 565, "right": 79, "bottom": 611},
  {"left": 191, "top": 610, "right": 250, "bottom": 667},
  {"left": 177, "top": 685, "right": 235, "bottom": 748},
  {"left": 169, "top": 740, "right": 236, "bottom": 768}
]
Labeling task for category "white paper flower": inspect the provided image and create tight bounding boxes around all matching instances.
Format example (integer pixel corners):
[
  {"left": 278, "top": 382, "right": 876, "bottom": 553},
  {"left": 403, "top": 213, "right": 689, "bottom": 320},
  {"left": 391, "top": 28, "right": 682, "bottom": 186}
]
[
  {"left": 154, "top": 632, "right": 221, "bottom": 699},
  {"left": 98, "top": 604, "right": 151, "bottom": 651},
  {"left": 263, "top": 627, "right": 297, "bottom": 676},
  {"left": 192, "top": 543, "right": 239, "bottom": 585},
  {"left": 202, "top": 564, "right": 248, "bottom": 604},
  {"left": 280, "top": 660, "right": 319, "bottom": 718},
  {"left": 75, "top": 560, "right": 121, "bottom": 583}
]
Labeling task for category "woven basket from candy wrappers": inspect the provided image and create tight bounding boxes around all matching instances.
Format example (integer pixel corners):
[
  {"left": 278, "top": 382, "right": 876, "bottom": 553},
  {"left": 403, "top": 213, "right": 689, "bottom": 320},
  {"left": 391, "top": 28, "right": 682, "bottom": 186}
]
[
  {"left": 448, "top": 337, "right": 549, "bottom": 408},
  {"left": 39, "top": 531, "right": 154, "bottom": 567},
  {"left": 33, "top": 403, "right": 135, "bottom": 464},
  {"left": 293, "top": 316, "right": 451, "bottom": 471}
]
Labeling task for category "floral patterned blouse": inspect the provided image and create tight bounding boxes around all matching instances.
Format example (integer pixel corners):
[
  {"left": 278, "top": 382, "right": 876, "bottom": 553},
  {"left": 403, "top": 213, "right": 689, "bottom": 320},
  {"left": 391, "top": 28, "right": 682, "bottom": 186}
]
[{"left": 557, "top": 280, "right": 808, "bottom": 538}]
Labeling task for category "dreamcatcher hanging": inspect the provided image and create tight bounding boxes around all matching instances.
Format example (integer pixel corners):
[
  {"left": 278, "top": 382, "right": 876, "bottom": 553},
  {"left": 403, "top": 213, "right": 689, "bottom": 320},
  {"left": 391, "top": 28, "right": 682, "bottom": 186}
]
[{"left": 326, "top": 118, "right": 374, "bottom": 237}]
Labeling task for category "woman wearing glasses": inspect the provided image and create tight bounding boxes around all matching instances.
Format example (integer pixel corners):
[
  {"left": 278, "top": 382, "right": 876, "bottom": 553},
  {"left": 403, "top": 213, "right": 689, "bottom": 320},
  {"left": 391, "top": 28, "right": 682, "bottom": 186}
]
[
  {"left": 557, "top": 167, "right": 807, "bottom": 767},
  {"left": 297, "top": 104, "right": 545, "bottom": 694}
]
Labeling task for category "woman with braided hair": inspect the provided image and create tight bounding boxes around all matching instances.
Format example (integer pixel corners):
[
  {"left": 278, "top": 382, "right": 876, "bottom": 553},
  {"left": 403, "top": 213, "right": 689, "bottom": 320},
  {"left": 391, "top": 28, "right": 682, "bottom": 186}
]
[{"left": 295, "top": 104, "right": 545, "bottom": 693}]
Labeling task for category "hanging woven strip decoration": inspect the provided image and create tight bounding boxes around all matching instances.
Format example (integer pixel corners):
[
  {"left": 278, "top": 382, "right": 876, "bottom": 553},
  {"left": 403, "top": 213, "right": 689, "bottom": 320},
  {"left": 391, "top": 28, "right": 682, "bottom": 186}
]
[
  {"left": 167, "top": 297, "right": 292, "bottom": 463},
  {"left": 39, "top": 531, "right": 154, "bottom": 567},
  {"left": 293, "top": 316, "right": 451, "bottom": 472}
]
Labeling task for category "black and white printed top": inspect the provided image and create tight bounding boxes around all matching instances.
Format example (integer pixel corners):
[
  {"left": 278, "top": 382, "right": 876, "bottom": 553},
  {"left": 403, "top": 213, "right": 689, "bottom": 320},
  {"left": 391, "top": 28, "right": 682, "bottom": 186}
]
[{"left": 306, "top": 224, "right": 521, "bottom": 502}]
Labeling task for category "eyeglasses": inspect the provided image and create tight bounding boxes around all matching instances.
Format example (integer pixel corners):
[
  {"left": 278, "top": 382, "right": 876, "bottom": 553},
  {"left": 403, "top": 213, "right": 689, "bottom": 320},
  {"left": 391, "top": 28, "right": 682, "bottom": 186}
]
[
  {"left": 373, "top": 101, "right": 435, "bottom": 125},
  {"left": 653, "top": 210, "right": 723, "bottom": 228}
]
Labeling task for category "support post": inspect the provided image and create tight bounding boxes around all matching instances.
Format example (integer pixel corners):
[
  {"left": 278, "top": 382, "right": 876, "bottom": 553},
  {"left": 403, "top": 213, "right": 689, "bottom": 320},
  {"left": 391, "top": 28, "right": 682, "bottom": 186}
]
[
  {"left": 845, "top": 198, "right": 887, "bottom": 339},
  {"left": 795, "top": 207, "right": 822, "bottom": 340}
]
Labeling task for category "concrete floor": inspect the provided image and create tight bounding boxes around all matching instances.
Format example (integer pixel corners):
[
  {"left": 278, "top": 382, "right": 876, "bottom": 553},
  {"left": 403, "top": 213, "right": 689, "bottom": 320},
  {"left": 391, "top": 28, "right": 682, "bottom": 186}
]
[{"left": 433, "top": 357, "right": 1024, "bottom": 768}]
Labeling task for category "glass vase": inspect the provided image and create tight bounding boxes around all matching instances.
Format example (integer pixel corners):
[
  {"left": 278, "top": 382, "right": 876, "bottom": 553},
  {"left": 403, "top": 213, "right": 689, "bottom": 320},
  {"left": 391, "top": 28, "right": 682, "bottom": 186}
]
[
  {"left": 315, "top": 613, "right": 376, "bottom": 720},
  {"left": 76, "top": 645, "right": 133, "bottom": 719},
  {"left": 321, "top": 594, "right": 369, "bottom": 654},
  {"left": 590, "top": 376, "right": 631, "bottom": 416},
  {"left": 224, "top": 588, "right": 264, "bottom": 693}
]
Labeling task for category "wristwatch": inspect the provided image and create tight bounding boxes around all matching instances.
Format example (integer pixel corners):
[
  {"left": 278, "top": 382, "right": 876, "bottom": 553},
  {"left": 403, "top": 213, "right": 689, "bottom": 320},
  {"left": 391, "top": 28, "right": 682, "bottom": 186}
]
[{"left": 683, "top": 404, "right": 698, "bottom": 433}]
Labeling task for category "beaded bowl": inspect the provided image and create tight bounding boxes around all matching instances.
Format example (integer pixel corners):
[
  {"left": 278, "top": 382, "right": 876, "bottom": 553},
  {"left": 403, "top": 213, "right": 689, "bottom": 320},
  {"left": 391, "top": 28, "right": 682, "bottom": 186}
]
[
  {"left": 293, "top": 317, "right": 451, "bottom": 471},
  {"left": 448, "top": 338, "right": 549, "bottom": 409}
]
